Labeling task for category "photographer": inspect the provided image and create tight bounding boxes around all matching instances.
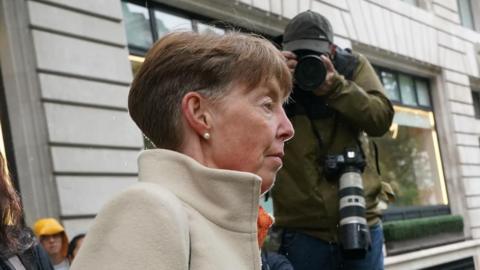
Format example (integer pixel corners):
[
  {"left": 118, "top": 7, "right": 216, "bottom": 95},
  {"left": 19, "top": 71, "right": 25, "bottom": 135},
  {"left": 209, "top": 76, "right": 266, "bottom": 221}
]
[{"left": 270, "top": 11, "right": 394, "bottom": 270}]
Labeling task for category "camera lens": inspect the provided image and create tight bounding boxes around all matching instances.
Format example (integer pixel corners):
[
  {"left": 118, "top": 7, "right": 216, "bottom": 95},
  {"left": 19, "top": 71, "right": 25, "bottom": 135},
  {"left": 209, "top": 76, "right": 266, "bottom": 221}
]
[{"left": 294, "top": 54, "right": 327, "bottom": 92}]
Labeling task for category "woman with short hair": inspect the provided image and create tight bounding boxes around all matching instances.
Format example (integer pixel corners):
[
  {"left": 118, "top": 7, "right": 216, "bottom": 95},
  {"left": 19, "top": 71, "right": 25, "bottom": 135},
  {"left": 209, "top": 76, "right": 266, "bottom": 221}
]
[{"left": 71, "top": 31, "right": 294, "bottom": 270}]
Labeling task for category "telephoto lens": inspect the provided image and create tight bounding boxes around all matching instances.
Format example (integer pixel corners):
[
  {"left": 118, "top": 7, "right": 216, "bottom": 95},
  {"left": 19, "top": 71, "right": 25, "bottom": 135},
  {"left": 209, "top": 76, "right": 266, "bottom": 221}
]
[
  {"left": 293, "top": 53, "right": 327, "bottom": 92},
  {"left": 337, "top": 149, "right": 371, "bottom": 259}
]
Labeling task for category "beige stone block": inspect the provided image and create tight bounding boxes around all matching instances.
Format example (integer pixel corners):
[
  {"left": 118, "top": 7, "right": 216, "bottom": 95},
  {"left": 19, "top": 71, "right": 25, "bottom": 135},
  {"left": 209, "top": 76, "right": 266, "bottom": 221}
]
[
  {"left": 51, "top": 146, "right": 139, "bottom": 174},
  {"left": 32, "top": 30, "right": 132, "bottom": 84},
  {"left": 39, "top": 73, "right": 129, "bottom": 109},
  {"left": 28, "top": 1, "right": 126, "bottom": 46},
  {"left": 57, "top": 176, "right": 137, "bottom": 216},
  {"left": 38, "top": 0, "right": 123, "bottom": 20},
  {"left": 44, "top": 103, "right": 143, "bottom": 147}
]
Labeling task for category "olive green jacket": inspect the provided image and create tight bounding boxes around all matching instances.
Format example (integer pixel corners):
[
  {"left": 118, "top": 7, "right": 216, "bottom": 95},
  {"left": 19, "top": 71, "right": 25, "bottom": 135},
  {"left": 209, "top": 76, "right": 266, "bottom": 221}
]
[{"left": 271, "top": 52, "right": 394, "bottom": 243}]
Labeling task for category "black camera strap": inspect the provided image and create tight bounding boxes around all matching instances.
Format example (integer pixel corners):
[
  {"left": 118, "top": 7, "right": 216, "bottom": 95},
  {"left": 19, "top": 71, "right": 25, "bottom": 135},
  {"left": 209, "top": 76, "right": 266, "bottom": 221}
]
[
  {"left": 302, "top": 101, "right": 338, "bottom": 155},
  {"left": 373, "top": 141, "right": 381, "bottom": 175}
]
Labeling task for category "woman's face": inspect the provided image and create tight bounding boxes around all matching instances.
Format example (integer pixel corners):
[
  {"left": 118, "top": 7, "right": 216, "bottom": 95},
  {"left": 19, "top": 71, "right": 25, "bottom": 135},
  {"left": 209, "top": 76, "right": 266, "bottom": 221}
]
[
  {"left": 40, "top": 233, "right": 63, "bottom": 257},
  {"left": 205, "top": 79, "right": 294, "bottom": 193}
]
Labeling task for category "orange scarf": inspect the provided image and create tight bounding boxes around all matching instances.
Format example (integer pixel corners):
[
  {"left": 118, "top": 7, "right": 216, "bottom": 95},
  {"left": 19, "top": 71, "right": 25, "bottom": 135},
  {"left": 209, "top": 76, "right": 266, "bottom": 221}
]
[{"left": 257, "top": 206, "right": 274, "bottom": 247}]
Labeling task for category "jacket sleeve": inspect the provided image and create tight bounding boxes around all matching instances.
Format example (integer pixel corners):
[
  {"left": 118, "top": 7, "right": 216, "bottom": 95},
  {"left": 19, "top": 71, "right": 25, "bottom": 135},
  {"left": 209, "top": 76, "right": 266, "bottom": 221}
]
[
  {"left": 70, "top": 183, "right": 190, "bottom": 270},
  {"left": 33, "top": 243, "right": 55, "bottom": 270},
  {"left": 326, "top": 53, "right": 394, "bottom": 136}
]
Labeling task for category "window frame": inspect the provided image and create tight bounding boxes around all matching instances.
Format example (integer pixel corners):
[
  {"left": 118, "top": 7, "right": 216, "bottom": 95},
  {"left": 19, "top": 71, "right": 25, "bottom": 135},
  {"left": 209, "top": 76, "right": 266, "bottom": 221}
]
[
  {"left": 123, "top": 0, "right": 249, "bottom": 57},
  {"left": 121, "top": 1, "right": 156, "bottom": 54},
  {"left": 458, "top": 0, "right": 476, "bottom": 31},
  {"left": 471, "top": 90, "right": 480, "bottom": 119},
  {"left": 376, "top": 66, "right": 433, "bottom": 111},
  {"left": 375, "top": 66, "right": 450, "bottom": 221}
]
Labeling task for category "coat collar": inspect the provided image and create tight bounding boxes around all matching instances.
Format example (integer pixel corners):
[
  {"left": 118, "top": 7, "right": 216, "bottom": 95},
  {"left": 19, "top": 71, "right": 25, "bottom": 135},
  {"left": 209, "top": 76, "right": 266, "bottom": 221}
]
[{"left": 137, "top": 149, "right": 261, "bottom": 233}]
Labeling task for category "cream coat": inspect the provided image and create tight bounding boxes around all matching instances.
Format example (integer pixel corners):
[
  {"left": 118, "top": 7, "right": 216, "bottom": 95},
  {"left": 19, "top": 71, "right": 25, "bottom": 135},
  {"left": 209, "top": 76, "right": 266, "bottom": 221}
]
[{"left": 71, "top": 149, "right": 262, "bottom": 270}]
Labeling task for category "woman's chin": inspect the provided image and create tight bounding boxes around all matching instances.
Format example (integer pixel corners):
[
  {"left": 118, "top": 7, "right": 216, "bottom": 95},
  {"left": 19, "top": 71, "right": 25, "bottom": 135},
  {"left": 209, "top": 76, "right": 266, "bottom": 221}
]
[{"left": 260, "top": 178, "right": 275, "bottom": 195}]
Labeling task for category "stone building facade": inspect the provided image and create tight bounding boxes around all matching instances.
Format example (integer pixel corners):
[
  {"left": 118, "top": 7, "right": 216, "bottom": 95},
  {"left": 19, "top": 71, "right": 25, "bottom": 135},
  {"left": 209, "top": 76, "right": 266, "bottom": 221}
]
[{"left": 1, "top": 0, "right": 480, "bottom": 268}]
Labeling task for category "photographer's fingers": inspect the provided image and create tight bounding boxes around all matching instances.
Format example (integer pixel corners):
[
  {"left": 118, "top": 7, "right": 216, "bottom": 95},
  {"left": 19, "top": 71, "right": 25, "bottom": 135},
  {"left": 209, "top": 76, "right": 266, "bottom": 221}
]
[
  {"left": 314, "top": 55, "right": 337, "bottom": 96},
  {"left": 282, "top": 51, "right": 297, "bottom": 73},
  {"left": 320, "top": 55, "right": 335, "bottom": 73}
]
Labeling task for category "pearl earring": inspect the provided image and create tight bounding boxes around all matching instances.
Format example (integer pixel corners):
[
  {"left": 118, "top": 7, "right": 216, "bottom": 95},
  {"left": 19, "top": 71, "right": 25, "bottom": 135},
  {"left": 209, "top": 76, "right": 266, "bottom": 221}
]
[{"left": 203, "top": 132, "right": 210, "bottom": 140}]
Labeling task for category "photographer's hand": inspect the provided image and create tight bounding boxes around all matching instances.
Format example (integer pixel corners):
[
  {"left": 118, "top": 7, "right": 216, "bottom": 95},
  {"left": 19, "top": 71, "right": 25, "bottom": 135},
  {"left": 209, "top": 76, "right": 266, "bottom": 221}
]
[
  {"left": 281, "top": 51, "right": 297, "bottom": 74},
  {"left": 314, "top": 55, "right": 338, "bottom": 96}
]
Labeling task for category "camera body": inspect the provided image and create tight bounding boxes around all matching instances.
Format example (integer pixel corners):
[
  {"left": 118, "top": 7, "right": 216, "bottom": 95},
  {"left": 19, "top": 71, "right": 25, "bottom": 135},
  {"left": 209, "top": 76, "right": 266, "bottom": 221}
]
[
  {"left": 324, "top": 148, "right": 372, "bottom": 259},
  {"left": 293, "top": 51, "right": 328, "bottom": 92},
  {"left": 292, "top": 48, "right": 358, "bottom": 93}
]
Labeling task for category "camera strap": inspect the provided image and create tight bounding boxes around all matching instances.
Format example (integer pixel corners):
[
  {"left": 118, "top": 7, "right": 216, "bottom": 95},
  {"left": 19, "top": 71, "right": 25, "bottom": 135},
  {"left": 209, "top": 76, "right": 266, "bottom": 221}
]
[
  {"left": 302, "top": 101, "right": 338, "bottom": 154},
  {"left": 373, "top": 141, "right": 381, "bottom": 175}
]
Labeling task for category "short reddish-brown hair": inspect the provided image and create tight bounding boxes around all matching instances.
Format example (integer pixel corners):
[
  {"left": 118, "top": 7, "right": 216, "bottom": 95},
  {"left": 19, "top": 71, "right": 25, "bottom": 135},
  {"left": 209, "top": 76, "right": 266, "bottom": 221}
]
[{"left": 128, "top": 31, "right": 291, "bottom": 150}]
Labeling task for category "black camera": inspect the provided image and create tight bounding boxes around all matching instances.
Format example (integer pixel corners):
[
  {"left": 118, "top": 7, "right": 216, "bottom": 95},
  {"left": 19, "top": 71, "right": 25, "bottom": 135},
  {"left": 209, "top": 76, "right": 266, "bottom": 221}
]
[
  {"left": 293, "top": 51, "right": 328, "bottom": 92},
  {"left": 292, "top": 48, "right": 358, "bottom": 93},
  {"left": 324, "top": 147, "right": 371, "bottom": 259}
]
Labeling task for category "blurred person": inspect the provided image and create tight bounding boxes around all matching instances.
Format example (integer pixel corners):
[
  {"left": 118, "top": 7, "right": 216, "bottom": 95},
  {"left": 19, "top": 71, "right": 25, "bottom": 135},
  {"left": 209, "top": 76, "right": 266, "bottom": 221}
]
[
  {"left": 258, "top": 207, "right": 293, "bottom": 270},
  {"left": 33, "top": 219, "right": 69, "bottom": 270},
  {"left": 271, "top": 10, "right": 394, "bottom": 270},
  {"left": 71, "top": 31, "right": 294, "bottom": 270},
  {"left": 66, "top": 234, "right": 84, "bottom": 263},
  {"left": 0, "top": 153, "right": 53, "bottom": 270}
]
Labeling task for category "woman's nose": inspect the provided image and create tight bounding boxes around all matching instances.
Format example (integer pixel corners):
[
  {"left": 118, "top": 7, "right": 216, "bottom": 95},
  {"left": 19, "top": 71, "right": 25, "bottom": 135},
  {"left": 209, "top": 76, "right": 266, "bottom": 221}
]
[{"left": 278, "top": 108, "right": 294, "bottom": 142}]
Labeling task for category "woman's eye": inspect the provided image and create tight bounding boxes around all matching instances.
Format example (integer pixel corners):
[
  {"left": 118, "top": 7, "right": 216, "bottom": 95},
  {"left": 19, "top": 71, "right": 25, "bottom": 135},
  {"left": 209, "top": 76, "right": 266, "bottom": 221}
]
[{"left": 263, "top": 102, "right": 274, "bottom": 111}]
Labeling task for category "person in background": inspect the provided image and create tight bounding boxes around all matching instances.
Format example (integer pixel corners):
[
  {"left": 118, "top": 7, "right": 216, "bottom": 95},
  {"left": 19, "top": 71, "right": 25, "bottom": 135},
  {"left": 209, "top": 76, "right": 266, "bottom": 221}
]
[
  {"left": 271, "top": 10, "right": 394, "bottom": 270},
  {"left": 0, "top": 152, "right": 53, "bottom": 270},
  {"left": 66, "top": 234, "right": 85, "bottom": 263},
  {"left": 71, "top": 30, "right": 294, "bottom": 270},
  {"left": 33, "top": 219, "right": 69, "bottom": 270}
]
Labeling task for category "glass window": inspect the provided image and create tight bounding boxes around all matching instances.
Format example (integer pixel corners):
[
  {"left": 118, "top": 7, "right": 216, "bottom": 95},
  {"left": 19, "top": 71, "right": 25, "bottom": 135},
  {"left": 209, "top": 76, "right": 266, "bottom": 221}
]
[
  {"left": 197, "top": 23, "right": 225, "bottom": 35},
  {"left": 154, "top": 9, "right": 192, "bottom": 39},
  {"left": 122, "top": 2, "right": 154, "bottom": 50},
  {"left": 416, "top": 80, "right": 431, "bottom": 107},
  {"left": 381, "top": 71, "right": 401, "bottom": 101},
  {"left": 458, "top": 0, "right": 475, "bottom": 30},
  {"left": 399, "top": 74, "right": 418, "bottom": 106},
  {"left": 472, "top": 91, "right": 480, "bottom": 118},
  {"left": 377, "top": 67, "right": 433, "bottom": 109},
  {"left": 401, "top": 0, "right": 419, "bottom": 7},
  {"left": 377, "top": 107, "right": 448, "bottom": 207}
]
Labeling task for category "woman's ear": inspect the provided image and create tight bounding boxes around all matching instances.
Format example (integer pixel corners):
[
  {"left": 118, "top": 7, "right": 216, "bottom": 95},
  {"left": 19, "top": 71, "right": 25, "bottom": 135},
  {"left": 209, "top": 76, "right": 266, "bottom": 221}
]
[{"left": 181, "top": 92, "right": 211, "bottom": 136}]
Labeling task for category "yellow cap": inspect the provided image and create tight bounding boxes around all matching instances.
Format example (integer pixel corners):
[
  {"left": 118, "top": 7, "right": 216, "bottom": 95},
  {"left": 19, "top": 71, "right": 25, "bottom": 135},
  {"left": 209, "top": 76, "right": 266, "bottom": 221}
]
[{"left": 34, "top": 218, "right": 69, "bottom": 257}]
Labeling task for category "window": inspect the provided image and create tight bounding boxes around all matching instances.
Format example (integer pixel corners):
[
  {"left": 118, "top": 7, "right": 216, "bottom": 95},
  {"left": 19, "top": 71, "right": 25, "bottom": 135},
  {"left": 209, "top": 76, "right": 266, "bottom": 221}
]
[
  {"left": 380, "top": 71, "right": 401, "bottom": 102},
  {"left": 378, "top": 68, "right": 432, "bottom": 108},
  {"left": 376, "top": 67, "right": 448, "bottom": 212},
  {"left": 197, "top": 23, "right": 226, "bottom": 35},
  {"left": 458, "top": 0, "right": 475, "bottom": 30},
  {"left": 376, "top": 108, "right": 448, "bottom": 207},
  {"left": 121, "top": 0, "right": 226, "bottom": 55},
  {"left": 423, "top": 257, "right": 475, "bottom": 269},
  {"left": 122, "top": 2, "right": 154, "bottom": 51},
  {"left": 472, "top": 91, "right": 480, "bottom": 118},
  {"left": 154, "top": 9, "right": 192, "bottom": 39},
  {"left": 401, "top": 0, "right": 419, "bottom": 7}
]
